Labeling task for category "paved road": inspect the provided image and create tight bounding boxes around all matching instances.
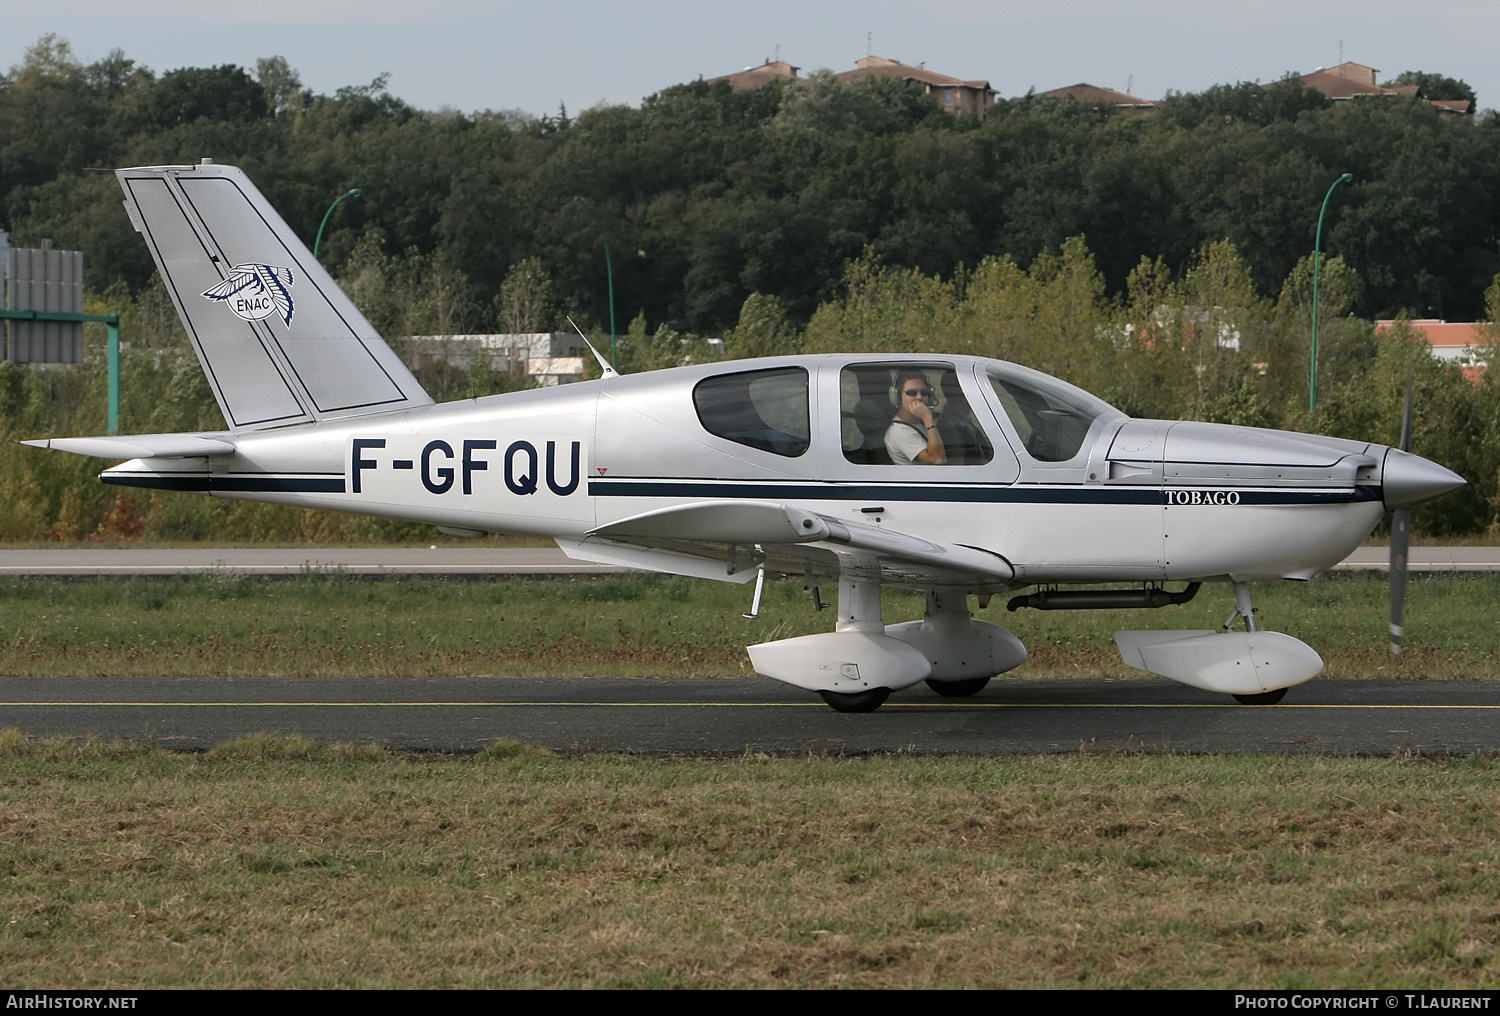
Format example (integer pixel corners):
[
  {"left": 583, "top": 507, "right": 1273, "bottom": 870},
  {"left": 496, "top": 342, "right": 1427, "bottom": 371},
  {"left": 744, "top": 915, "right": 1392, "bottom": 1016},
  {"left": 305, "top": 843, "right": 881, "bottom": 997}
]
[
  {"left": 3, "top": 676, "right": 1496, "bottom": 756},
  {"left": 0, "top": 546, "right": 624, "bottom": 576},
  {"left": 0, "top": 545, "right": 1495, "bottom": 576},
  {"left": 1336, "top": 545, "right": 1500, "bottom": 571}
]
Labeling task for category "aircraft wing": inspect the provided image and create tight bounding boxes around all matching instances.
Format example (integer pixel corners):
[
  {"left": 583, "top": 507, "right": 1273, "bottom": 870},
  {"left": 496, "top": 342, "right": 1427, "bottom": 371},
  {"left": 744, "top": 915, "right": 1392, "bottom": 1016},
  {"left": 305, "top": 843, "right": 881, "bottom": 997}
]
[
  {"left": 561, "top": 499, "right": 1015, "bottom": 590},
  {"left": 21, "top": 434, "right": 237, "bottom": 459}
]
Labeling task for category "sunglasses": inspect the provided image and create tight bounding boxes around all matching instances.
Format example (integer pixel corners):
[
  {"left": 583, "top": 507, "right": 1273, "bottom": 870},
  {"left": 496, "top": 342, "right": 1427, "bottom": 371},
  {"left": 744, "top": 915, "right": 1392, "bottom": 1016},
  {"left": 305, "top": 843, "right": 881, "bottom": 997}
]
[{"left": 904, "top": 387, "right": 933, "bottom": 397}]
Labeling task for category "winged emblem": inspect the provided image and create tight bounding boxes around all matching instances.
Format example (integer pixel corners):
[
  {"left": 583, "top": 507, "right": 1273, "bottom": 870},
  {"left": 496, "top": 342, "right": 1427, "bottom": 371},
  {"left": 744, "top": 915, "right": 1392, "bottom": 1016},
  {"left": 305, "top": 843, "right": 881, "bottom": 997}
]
[{"left": 201, "top": 263, "right": 295, "bottom": 327}]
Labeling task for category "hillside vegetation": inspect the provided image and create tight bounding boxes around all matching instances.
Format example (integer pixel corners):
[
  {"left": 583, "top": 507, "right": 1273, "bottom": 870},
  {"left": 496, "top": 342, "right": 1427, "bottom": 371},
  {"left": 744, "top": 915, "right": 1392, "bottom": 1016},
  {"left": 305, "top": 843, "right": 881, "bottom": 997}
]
[{"left": 2, "top": 36, "right": 1498, "bottom": 541}]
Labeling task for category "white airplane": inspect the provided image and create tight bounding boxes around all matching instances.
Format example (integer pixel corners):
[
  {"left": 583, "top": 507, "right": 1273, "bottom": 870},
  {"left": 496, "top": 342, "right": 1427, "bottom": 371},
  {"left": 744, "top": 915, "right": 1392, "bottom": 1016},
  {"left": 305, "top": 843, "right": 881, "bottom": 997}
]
[{"left": 26, "top": 161, "right": 1466, "bottom": 711}]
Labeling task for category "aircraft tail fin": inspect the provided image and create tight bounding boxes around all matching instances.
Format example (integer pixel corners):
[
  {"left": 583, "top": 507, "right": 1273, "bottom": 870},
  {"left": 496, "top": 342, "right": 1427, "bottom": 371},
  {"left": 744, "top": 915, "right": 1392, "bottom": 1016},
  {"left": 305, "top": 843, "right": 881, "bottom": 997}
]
[{"left": 116, "top": 160, "right": 432, "bottom": 431}]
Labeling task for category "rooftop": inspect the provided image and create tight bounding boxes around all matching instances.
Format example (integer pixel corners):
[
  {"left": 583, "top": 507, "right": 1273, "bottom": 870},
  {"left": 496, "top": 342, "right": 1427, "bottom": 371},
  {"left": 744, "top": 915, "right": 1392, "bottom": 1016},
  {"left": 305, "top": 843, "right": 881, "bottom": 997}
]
[
  {"left": 1038, "top": 83, "right": 1157, "bottom": 109},
  {"left": 836, "top": 54, "right": 991, "bottom": 92},
  {"left": 709, "top": 59, "right": 800, "bottom": 91}
]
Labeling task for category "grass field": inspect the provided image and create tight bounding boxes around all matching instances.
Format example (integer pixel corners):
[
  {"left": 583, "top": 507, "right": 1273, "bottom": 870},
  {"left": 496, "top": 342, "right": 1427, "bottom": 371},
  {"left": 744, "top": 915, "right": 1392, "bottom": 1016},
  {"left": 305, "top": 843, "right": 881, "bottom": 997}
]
[
  {"left": 0, "top": 570, "right": 1496, "bottom": 680},
  {"left": 1, "top": 735, "right": 1497, "bottom": 989}
]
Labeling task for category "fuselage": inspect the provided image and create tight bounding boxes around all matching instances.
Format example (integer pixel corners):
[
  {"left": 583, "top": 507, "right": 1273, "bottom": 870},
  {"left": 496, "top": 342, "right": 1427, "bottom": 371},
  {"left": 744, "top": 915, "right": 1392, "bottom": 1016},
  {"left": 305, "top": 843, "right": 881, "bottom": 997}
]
[{"left": 103, "top": 353, "right": 1417, "bottom": 588}]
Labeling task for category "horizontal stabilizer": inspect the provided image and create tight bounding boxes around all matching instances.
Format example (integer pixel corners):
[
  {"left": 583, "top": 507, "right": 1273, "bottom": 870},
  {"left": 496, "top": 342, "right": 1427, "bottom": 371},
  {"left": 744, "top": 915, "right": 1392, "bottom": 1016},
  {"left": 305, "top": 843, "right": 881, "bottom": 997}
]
[{"left": 22, "top": 434, "right": 236, "bottom": 460}]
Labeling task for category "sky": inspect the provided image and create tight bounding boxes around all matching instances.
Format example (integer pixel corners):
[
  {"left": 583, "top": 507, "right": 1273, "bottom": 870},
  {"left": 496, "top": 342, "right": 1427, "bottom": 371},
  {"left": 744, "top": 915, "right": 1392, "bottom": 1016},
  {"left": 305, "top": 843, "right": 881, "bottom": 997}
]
[{"left": 3, "top": 0, "right": 1497, "bottom": 116}]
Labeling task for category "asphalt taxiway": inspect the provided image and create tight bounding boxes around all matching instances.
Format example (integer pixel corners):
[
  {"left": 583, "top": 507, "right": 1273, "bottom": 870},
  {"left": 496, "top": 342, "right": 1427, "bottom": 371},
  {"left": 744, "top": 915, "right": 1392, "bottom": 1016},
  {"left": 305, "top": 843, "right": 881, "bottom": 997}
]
[
  {"left": 1, "top": 546, "right": 1494, "bottom": 755},
  {"left": 3, "top": 676, "right": 1496, "bottom": 756}
]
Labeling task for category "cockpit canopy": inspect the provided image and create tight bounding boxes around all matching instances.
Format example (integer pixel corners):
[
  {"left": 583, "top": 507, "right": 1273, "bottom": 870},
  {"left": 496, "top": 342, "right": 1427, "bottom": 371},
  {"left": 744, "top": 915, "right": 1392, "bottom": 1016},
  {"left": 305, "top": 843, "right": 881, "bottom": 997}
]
[{"left": 682, "top": 355, "right": 1123, "bottom": 473}]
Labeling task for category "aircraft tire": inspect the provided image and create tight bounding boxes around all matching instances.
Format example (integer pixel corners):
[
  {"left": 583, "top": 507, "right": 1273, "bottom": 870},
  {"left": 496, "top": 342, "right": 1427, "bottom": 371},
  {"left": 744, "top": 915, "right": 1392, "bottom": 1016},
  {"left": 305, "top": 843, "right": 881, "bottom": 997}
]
[
  {"left": 1232, "top": 688, "right": 1288, "bottom": 705},
  {"left": 818, "top": 688, "right": 892, "bottom": 713},
  {"left": 924, "top": 677, "right": 991, "bottom": 698}
]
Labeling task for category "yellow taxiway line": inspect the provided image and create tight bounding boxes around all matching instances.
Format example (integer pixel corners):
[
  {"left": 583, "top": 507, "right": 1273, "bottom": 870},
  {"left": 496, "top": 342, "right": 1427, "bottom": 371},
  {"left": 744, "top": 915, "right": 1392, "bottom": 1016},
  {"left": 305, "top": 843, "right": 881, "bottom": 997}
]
[{"left": 6, "top": 701, "right": 1499, "bottom": 710}]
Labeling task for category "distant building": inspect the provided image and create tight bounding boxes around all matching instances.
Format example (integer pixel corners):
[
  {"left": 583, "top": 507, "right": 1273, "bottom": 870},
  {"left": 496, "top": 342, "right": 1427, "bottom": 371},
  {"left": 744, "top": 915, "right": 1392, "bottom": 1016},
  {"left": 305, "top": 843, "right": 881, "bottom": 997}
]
[
  {"left": 404, "top": 332, "right": 725, "bottom": 385},
  {"left": 836, "top": 56, "right": 996, "bottom": 120},
  {"left": 1037, "top": 83, "right": 1157, "bottom": 112},
  {"left": 5, "top": 239, "right": 84, "bottom": 363},
  {"left": 709, "top": 59, "right": 800, "bottom": 90},
  {"left": 706, "top": 53, "right": 997, "bottom": 119},
  {"left": 1296, "top": 62, "right": 1398, "bottom": 99},
  {"left": 1428, "top": 98, "right": 1475, "bottom": 115},
  {"left": 1282, "top": 62, "right": 1472, "bottom": 115},
  {"left": 403, "top": 332, "right": 587, "bottom": 386},
  {"left": 1121, "top": 306, "right": 1244, "bottom": 354},
  {"left": 1375, "top": 319, "right": 1491, "bottom": 381}
]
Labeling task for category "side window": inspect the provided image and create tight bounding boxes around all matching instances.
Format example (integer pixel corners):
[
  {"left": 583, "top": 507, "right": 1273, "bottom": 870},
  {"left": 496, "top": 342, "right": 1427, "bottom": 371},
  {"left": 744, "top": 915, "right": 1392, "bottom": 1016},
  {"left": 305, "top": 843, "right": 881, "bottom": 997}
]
[
  {"left": 840, "top": 364, "right": 993, "bottom": 465},
  {"left": 693, "top": 367, "right": 810, "bottom": 457}
]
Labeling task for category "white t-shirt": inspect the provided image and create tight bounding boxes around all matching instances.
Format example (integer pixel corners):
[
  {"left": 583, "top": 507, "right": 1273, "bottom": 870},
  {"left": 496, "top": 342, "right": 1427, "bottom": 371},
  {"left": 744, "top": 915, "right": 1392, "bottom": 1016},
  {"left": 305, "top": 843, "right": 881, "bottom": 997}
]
[{"left": 885, "top": 417, "right": 930, "bottom": 465}]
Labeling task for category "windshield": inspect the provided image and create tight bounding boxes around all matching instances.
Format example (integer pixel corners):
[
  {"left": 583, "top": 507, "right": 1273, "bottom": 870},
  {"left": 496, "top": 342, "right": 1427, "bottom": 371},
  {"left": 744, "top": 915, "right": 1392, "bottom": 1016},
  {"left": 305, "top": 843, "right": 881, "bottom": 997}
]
[{"left": 986, "top": 364, "right": 1119, "bottom": 462}]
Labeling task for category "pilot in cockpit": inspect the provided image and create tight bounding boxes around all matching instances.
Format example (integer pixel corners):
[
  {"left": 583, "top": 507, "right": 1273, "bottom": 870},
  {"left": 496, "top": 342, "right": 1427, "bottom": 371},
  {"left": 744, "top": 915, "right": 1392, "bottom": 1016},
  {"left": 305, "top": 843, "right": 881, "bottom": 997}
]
[{"left": 885, "top": 370, "right": 947, "bottom": 465}]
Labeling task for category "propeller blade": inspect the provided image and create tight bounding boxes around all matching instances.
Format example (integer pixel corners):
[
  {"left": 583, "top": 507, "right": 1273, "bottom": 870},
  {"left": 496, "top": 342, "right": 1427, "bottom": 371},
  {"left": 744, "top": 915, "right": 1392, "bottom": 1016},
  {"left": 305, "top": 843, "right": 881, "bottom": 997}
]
[
  {"left": 1389, "top": 506, "right": 1410, "bottom": 656},
  {"left": 1389, "top": 366, "right": 1415, "bottom": 656},
  {"left": 1399, "top": 368, "right": 1414, "bottom": 453}
]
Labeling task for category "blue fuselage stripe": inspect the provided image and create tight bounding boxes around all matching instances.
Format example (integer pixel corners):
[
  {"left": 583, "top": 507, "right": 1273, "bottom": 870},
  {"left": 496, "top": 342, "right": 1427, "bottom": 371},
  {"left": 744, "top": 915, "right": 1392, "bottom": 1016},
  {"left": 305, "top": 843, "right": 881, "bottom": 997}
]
[
  {"left": 103, "top": 474, "right": 347, "bottom": 494},
  {"left": 586, "top": 480, "right": 1383, "bottom": 507},
  {"left": 100, "top": 473, "right": 1382, "bottom": 508}
]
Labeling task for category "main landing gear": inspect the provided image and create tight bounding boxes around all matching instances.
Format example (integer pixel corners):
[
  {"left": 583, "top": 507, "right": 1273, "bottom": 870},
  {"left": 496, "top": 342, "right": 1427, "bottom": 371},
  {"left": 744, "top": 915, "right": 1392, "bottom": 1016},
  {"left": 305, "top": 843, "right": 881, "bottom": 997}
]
[
  {"left": 924, "top": 676, "right": 991, "bottom": 698},
  {"left": 748, "top": 577, "right": 1027, "bottom": 712},
  {"left": 818, "top": 688, "right": 892, "bottom": 713}
]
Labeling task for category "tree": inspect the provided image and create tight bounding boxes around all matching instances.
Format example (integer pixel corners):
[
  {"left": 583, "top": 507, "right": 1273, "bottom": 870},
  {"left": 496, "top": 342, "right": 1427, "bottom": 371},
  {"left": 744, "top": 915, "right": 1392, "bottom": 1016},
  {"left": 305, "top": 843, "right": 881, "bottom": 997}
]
[
  {"left": 801, "top": 249, "right": 959, "bottom": 355},
  {"left": 83, "top": 49, "right": 144, "bottom": 99},
  {"left": 256, "top": 56, "right": 304, "bottom": 116},
  {"left": 8, "top": 34, "right": 83, "bottom": 86},
  {"left": 1157, "top": 79, "right": 1328, "bottom": 130},
  {"left": 1020, "top": 236, "right": 1114, "bottom": 389},
  {"left": 495, "top": 256, "right": 554, "bottom": 333},
  {"left": 599, "top": 312, "right": 715, "bottom": 375},
  {"left": 0, "top": 37, "right": 113, "bottom": 202},
  {"left": 143, "top": 65, "right": 267, "bottom": 128},
  {"left": 1106, "top": 256, "right": 1194, "bottom": 420},
  {"left": 1313, "top": 98, "right": 1500, "bottom": 320},
  {"left": 1472, "top": 273, "right": 1500, "bottom": 532},
  {"left": 1176, "top": 239, "right": 1271, "bottom": 420},
  {"left": 725, "top": 293, "right": 799, "bottom": 360},
  {"left": 1383, "top": 71, "right": 1477, "bottom": 106},
  {"left": 1360, "top": 321, "right": 1487, "bottom": 534},
  {"left": 1273, "top": 252, "right": 1362, "bottom": 417}
]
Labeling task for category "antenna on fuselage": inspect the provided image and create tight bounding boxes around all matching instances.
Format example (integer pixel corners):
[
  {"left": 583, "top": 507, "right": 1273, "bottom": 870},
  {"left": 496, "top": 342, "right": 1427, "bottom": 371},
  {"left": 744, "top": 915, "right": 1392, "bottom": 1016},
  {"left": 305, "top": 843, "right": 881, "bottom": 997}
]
[{"left": 568, "top": 316, "right": 619, "bottom": 379}]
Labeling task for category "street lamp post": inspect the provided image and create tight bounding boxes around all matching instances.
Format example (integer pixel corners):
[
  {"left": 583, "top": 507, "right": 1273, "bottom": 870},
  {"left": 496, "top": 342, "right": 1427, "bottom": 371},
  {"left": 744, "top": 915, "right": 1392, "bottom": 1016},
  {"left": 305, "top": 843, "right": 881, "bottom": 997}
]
[
  {"left": 314, "top": 188, "right": 361, "bottom": 260},
  {"left": 1310, "top": 172, "right": 1354, "bottom": 413},
  {"left": 572, "top": 196, "right": 617, "bottom": 372}
]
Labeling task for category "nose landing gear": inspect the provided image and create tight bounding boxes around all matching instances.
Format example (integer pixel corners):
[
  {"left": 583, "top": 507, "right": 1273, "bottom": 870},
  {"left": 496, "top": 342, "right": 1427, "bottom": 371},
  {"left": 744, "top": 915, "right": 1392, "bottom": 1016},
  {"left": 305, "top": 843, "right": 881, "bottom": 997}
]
[{"left": 1114, "top": 580, "right": 1322, "bottom": 703}]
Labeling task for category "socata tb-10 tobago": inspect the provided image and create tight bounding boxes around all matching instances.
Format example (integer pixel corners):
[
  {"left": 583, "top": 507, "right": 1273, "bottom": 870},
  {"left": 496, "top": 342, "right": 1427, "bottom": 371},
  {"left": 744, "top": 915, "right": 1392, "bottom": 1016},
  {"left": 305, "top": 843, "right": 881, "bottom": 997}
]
[{"left": 26, "top": 161, "right": 1465, "bottom": 711}]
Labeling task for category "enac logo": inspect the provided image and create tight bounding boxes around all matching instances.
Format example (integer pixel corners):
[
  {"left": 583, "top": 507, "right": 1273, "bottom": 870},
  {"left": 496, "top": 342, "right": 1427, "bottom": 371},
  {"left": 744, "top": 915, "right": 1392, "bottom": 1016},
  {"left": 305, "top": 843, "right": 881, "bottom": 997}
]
[{"left": 202, "top": 264, "right": 296, "bottom": 327}]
